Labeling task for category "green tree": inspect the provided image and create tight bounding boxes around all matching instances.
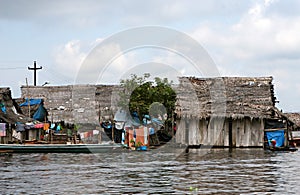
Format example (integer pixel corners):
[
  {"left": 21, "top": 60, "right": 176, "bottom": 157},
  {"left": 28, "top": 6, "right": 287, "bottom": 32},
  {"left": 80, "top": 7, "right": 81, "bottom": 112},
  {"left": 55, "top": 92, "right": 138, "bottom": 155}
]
[
  {"left": 118, "top": 73, "right": 150, "bottom": 112},
  {"left": 118, "top": 73, "right": 176, "bottom": 124}
]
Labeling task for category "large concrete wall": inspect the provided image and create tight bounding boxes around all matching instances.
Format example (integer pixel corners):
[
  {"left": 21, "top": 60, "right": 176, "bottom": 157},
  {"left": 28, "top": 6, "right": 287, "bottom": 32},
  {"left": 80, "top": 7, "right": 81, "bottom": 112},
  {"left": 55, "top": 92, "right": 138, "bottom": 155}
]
[{"left": 20, "top": 85, "right": 121, "bottom": 125}]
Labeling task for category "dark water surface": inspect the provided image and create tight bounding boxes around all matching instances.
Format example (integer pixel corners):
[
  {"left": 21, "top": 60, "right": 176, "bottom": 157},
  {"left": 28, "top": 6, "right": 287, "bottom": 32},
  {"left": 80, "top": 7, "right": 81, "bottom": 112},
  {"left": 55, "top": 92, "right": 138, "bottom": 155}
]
[{"left": 0, "top": 148, "right": 299, "bottom": 194}]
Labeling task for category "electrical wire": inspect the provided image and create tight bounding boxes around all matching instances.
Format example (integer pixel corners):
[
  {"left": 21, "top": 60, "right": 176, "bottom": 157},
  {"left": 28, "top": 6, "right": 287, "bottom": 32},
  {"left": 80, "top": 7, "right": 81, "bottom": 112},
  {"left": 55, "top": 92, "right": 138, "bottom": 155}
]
[
  {"left": 0, "top": 67, "right": 26, "bottom": 70},
  {"left": 0, "top": 64, "right": 75, "bottom": 84},
  {"left": 43, "top": 67, "right": 74, "bottom": 84}
]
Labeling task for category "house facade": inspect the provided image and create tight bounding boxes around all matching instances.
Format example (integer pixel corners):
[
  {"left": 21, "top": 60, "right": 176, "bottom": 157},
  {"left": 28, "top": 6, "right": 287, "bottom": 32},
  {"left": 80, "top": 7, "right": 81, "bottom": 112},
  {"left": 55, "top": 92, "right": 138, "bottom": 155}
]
[{"left": 175, "top": 76, "right": 290, "bottom": 148}]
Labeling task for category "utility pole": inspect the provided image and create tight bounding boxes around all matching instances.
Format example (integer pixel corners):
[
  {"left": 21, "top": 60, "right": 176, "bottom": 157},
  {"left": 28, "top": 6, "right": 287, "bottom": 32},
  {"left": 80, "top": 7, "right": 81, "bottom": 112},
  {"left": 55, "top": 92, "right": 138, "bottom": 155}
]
[{"left": 28, "top": 61, "right": 42, "bottom": 86}]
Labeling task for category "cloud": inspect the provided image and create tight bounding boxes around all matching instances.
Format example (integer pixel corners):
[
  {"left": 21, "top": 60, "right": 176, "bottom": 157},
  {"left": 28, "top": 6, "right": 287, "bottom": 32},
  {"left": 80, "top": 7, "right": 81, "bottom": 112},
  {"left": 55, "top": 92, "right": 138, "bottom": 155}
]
[
  {"left": 95, "top": 43, "right": 138, "bottom": 84},
  {"left": 55, "top": 38, "right": 206, "bottom": 85},
  {"left": 152, "top": 51, "right": 200, "bottom": 76},
  {"left": 191, "top": 0, "right": 300, "bottom": 65},
  {"left": 53, "top": 40, "right": 87, "bottom": 77},
  {"left": 187, "top": 0, "right": 300, "bottom": 111},
  {"left": 0, "top": 0, "right": 254, "bottom": 29},
  {"left": 54, "top": 38, "right": 139, "bottom": 84},
  {"left": 0, "top": 0, "right": 119, "bottom": 30}
]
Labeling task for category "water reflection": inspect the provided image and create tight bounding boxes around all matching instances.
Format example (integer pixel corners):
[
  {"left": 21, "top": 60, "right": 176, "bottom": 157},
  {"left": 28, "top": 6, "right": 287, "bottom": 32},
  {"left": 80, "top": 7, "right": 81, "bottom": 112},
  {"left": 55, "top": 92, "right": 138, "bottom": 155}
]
[{"left": 0, "top": 149, "right": 299, "bottom": 194}]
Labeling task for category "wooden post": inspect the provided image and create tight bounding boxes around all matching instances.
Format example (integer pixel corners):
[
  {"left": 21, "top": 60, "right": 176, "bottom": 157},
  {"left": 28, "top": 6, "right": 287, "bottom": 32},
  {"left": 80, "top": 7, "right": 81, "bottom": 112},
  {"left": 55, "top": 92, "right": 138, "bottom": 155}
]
[
  {"left": 98, "top": 103, "right": 101, "bottom": 144},
  {"left": 8, "top": 123, "right": 12, "bottom": 143},
  {"left": 288, "top": 125, "right": 294, "bottom": 146},
  {"left": 229, "top": 118, "right": 233, "bottom": 148},
  {"left": 26, "top": 78, "right": 31, "bottom": 118},
  {"left": 98, "top": 102, "right": 101, "bottom": 124},
  {"left": 49, "top": 130, "right": 52, "bottom": 144},
  {"left": 110, "top": 109, "right": 114, "bottom": 143},
  {"left": 185, "top": 118, "right": 189, "bottom": 145},
  {"left": 285, "top": 120, "right": 289, "bottom": 147},
  {"left": 98, "top": 130, "right": 102, "bottom": 144},
  {"left": 171, "top": 112, "right": 174, "bottom": 143}
]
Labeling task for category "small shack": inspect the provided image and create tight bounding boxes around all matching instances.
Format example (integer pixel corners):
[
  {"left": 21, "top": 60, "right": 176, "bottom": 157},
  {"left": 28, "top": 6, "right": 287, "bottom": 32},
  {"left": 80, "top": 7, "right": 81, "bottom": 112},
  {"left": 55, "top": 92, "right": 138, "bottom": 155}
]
[
  {"left": 175, "top": 76, "right": 291, "bottom": 148},
  {"left": 0, "top": 88, "right": 30, "bottom": 143},
  {"left": 19, "top": 98, "right": 48, "bottom": 122},
  {"left": 285, "top": 112, "right": 300, "bottom": 146},
  {"left": 285, "top": 113, "right": 300, "bottom": 131}
]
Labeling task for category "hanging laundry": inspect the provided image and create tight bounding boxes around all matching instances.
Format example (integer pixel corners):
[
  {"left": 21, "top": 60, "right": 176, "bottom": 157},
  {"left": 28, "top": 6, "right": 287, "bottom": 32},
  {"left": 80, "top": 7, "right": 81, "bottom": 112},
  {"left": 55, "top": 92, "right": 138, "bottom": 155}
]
[
  {"left": 115, "top": 122, "right": 124, "bottom": 130},
  {"left": 12, "top": 130, "right": 21, "bottom": 140},
  {"left": 80, "top": 133, "right": 85, "bottom": 139},
  {"left": 149, "top": 127, "right": 155, "bottom": 135},
  {"left": 34, "top": 123, "right": 44, "bottom": 129},
  {"left": 16, "top": 123, "right": 25, "bottom": 132},
  {"left": 0, "top": 123, "right": 6, "bottom": 137},
  {"left": 25, "top": 123, "right": 35, "bottom": 130},
  {"left": 93, "top": 130, "right": 99, "bottom": 135},
  {"left": 43, "top": 123, "right": 50, "bottom": 131},
  {"left": 0, "top": 102, "right": 6, "bottom": 114},
  {"left": 121, "top": 130, "right": 125, "bottom": 145}
]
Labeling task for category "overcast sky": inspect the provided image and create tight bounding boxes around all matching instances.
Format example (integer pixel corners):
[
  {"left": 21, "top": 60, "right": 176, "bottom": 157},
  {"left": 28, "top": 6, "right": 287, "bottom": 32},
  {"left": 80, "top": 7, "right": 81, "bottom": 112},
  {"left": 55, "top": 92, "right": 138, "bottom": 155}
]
[{"left": 0, "top": 0, "right": 300, "bottom": 112}]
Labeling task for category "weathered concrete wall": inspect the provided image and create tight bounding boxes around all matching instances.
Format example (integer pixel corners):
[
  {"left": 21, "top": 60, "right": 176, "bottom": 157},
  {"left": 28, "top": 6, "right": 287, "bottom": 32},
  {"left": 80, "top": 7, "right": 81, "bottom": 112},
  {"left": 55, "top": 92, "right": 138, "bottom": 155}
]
[
  {"left": 20, "top": 85, "right": 121, "bottom": 124},
  {"left": 72, "top": 85, "right": 98, "bottom": 124},
  {"left": 21, "top": 85, "right": 73, "bottom": 123}
]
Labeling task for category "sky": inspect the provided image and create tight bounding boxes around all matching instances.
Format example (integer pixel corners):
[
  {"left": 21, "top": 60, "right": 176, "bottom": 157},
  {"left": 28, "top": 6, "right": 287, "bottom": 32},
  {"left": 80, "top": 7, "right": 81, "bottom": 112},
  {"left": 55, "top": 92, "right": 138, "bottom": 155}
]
[{"left": 0, "top": 0, "right": 300, "bottom": 112}]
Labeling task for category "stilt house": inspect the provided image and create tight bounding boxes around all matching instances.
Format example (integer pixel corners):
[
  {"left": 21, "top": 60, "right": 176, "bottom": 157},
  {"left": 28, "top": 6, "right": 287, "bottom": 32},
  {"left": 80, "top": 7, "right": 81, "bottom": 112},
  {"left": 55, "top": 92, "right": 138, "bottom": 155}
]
[
  {"left": 285, "top": 113, "right": 300, "bottom": 131},
  {"left": 175, "top": 76, "right": 291, "bottom": 148},
  {"left": 284, "top": 113, "right": 300, "bottom": 146},
  {"left": 0, "top": 88, "right": 30, "bottom": 143}
]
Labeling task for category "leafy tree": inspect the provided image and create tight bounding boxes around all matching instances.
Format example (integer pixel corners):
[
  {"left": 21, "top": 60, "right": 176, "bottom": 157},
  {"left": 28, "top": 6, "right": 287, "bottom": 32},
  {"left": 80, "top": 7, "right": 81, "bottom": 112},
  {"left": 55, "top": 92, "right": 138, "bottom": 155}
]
[
  {"left": 118, "top": 73, "right": 176, "bottom": 124},
  {"left": 118, "top": 73, "right": 150, "bottom": 113}
]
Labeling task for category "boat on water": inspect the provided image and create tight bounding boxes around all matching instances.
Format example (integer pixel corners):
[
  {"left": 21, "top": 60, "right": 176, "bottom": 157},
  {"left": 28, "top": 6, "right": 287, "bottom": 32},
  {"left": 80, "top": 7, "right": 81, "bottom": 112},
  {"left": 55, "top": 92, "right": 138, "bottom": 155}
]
[
  {"left": 268, "top": 146, "right": 298, "bottom": 152},
  {"left": 0, "top": 143, "right": 124, "bottom": 153}
]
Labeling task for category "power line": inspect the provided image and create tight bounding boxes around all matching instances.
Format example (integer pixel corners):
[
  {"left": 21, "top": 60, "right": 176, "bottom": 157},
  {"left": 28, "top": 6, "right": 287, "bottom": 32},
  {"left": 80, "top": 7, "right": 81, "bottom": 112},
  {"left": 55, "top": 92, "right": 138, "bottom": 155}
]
[
  {"left": 0, "top": 67, "right": 26, "bottom": 70},
  {"left": 0, "top": 63, "right": 75, "bottom": 84},
  {"left": 44, "top": 68, "right": 74, "bottom": 84}
]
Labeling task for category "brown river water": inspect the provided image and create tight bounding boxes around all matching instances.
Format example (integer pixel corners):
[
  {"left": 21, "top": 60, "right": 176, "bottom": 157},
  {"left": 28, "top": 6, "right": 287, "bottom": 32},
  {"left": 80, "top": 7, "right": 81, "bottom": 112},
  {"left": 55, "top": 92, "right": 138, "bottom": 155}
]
[{"left": 0, "top": 148, "right": 299, "bottom": 194}]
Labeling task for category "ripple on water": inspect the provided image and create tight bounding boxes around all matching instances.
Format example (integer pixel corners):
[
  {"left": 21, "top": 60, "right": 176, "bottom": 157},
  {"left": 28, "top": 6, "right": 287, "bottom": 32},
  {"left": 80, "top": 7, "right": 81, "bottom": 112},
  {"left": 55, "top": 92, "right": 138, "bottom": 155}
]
[{"left": 0, "top": 149, "right": 299, "bottom": 194}]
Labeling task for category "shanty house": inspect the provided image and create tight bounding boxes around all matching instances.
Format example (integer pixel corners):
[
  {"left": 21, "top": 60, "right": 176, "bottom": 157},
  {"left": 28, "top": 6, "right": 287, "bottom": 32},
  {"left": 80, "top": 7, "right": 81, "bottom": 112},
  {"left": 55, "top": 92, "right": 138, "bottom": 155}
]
[
  {"left": 0, "top": 88, "right": 30, "bottom": 143},
  {"left": 285, "top": 113, "right": 300, "bottom": 131},
  {"left": 284, "top": 113, "right": 300, "bottom": 146},
  {"left": 175, "top": 76, "right": 290, "bottom": 148}
]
